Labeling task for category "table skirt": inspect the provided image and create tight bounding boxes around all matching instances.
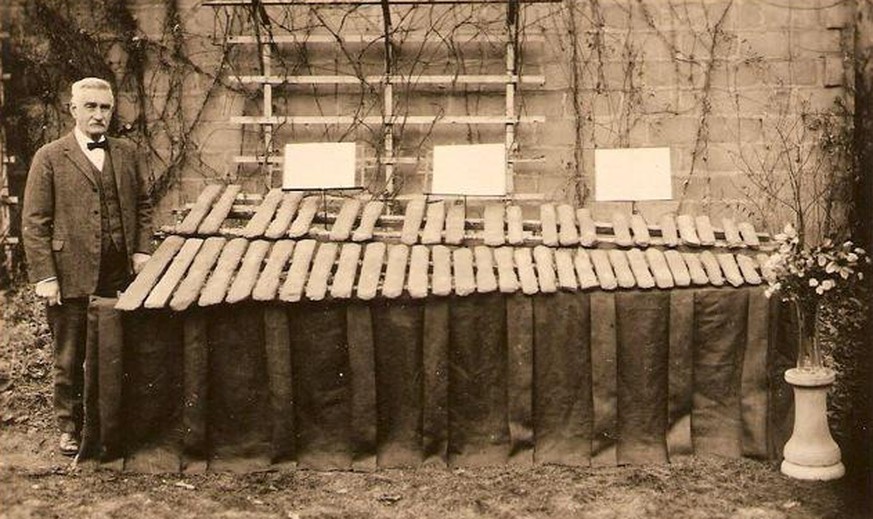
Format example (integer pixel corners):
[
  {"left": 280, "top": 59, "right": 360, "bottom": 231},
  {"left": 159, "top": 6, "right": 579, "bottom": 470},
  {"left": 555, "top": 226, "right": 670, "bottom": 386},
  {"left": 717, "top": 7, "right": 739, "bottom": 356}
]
[{"left": 80, "top": 287, "right": 796, "bottom": 472}]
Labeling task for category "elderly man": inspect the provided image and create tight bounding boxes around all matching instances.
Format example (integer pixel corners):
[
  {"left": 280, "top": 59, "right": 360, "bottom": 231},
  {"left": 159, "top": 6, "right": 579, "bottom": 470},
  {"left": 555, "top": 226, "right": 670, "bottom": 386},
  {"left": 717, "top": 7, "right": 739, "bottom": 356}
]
[{"left": 22, "top": 77, "right": 153, "bottom": 456}]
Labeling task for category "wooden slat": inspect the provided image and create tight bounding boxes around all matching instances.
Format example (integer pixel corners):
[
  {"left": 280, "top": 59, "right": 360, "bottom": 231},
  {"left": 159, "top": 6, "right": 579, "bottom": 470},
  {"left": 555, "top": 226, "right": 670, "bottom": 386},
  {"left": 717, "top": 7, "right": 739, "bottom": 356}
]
[
  {"left": 506, "top": 205, "right": 525, "bottom": 245},
  {"left": 682, "top": 252, "right": 710, "bottom": 286},
  {"left": 175, "top": 185, "right": 224, "bottom": 235},
  {"left": 738, "top": 222, "right": 761, "bottom": 247},
  {"left": 382, "top": 244, "right": 410, "bottom": 298},
  {"left": 197, "top": 185, "right": 242, "bottom": 235},
  {"left": 539, "top": 204, "right": 558, "bottom": 247},
  {"left": 658, "top": 214, "right": 679, "bottom": 247},
  {"left": 736, "top": 254, "right": 762, "bottom": 285},
  {"left": 144, "top": 239, "right": 204, "bottom": 308},
  {"left": 208, "top": 0, "right": 563, "bottom": 6},
  {"left": 573, "top": 249, "right": 599, "bottom": 290},
  {"left": 226, "top": 240, "right": 272, "bottom": 303},
  {"left": 243, "top": 189, "right": 284, "bottom": 238},
  {"left": 400, "top": 197, "right": 427, "bottom": 245},
  {"left": 695, "top": 215, "right": 716, "bottom": 246},
  {"left": 252, "top": 240, "right": 295, "bottom": 301},
  {"left": 533, "top": 246, "right": 557, "bottom": 294},
  {"left": 444, "top": 203, "right": 466, "bottom": 245},
  {"left": 644, "top": 248, "right": 674, "bottom": 289},
  {"left": 663, "top": 250, "right": 691, "bottom": 287},
  {"left": 306, "top": 242, "right": 340, "bottom": 301},
  {"left": 577, "top": 208, "right": 598, "bottom": 247},
  {"left": 589, "top": 249, "right": 617, "bottom": 290},
  {"left": 611, "top": 213, "right": 634, "bottom": 248},
  {"left": 169, "top": 237, "right": 226, "bottom": 311},
  {"left": 408, "top": 245, "right": 430, "bottom": 299},
  {"left": 420, "top": 201, "right": 446, "bottom": 245},
  {"left": 352, "top": 200, "right": 384, "bottom": 242},
  {"left": 721, "top": 217, "right": 744, "bottom": 248},
  {"left": 330, "top": 243, "right": 362, "bottom": 299},
  {"left": 515, "top": 247, "right": 539, "bottom": 295},
  {"left": 265, "top": 192, "right": 304, "bottom": 239},
  {"left": 557, "top": 204, "right": 579, "bottom": 246},
  {"left": 452, "top": 248, "right": 476, "bottom": 297},
  {"left": 234, "top": 73, "right": 546, "bottom": 85},
  {"left": 626, "top": 249, "right": 655, "bottom": 289},
  {"left": 278, "top": 239, "right": 317, "bottom": 302},
  {"left": 676, "top": 214, "right": 701, "bottom": 246},
  {"left": 699, "top": 251, "right": 724, "bottom": 286},
  {"left": 756, "top": 253, "right": 776, "bottom": 282},
  {"left": 630, "top": 214, "right": 651, "bottom": 247},
  {"left": 431, "top": 245, "right": 453, "bottom": 296},
  {"left": 483, "top": 204, "right": 506, "bottom": 246},
  {"left": 198, "top": 238, "right": 248, "bottom": 306},
  {"left": 233, "top": 114, "right": 546, "bottom": 126},
  {"left": 554, "top": 248, "right": 578, "bottom": 292},
  {"left": 224, "top": 31, "right": 550, "bottom": 44},
  {"left": 116, "top": 236, "right": 186, "bottom": 311},
  {"left": 494, "top": 246, "right": 519, "bottom": 294},
  {"left": 608, "top": 249, "right": 635, "bottom": 288},
  {"left": 329, "top": 199, "right": 362, "bottom": 242},
  {"left": 288, "top": 196, "right": 320, "bottom": 238},
  {"left": 716, "top": 253, "right": 744, "bottom": 287},
  {"left": 474, "top": 246, "right": 497, "bottom": 294},
  {"left": 357, "top": 242, "right": 386, "bottom": 300}
]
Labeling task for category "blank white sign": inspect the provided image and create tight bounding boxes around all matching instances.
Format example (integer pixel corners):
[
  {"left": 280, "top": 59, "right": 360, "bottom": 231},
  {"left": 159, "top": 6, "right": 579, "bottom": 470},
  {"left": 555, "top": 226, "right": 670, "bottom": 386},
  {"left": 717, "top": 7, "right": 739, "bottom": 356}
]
[
  {"left": 283, "top": 142, "right": 356, "bottom": 190},
  {"left": 594, "top": 147, "right": 672, "bottom": 201},
  {"left": 431, "top": 143, "right": 507, "bottom": 196}
]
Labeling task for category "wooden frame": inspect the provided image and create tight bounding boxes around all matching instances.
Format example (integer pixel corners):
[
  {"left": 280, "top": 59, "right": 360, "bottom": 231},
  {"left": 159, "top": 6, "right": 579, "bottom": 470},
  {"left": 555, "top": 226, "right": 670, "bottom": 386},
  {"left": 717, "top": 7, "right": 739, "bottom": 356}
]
[{"left": 206, "top": 0, "right": 562, "bottom": 194}]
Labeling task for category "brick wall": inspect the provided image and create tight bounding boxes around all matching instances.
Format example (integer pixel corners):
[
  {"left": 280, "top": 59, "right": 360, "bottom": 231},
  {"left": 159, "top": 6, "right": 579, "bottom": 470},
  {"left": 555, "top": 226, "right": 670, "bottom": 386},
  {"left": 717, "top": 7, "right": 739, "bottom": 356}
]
[{"left": 127, "top": 0, "right": 853, "bottom": 237}]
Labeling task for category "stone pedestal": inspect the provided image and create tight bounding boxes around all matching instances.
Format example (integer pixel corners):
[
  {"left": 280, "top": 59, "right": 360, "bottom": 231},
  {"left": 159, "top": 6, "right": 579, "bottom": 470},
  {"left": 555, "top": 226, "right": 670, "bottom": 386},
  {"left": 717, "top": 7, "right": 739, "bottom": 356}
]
[{"left": 781, "top": 368, "right": 845, "bottom": 481}]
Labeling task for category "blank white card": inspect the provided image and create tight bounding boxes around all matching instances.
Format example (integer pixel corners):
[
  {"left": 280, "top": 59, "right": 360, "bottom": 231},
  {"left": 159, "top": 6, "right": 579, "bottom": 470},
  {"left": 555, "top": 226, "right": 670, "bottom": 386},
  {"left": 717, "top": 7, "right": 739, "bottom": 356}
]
[
  {"left": 594, "top": 147, "right": 672, "bottom": 201},
  {"left": 431, "top": 143, "right": 507, "bottom": 196},
  {"left": 283, "top": 142, "right": 356, "bottom": 190}
]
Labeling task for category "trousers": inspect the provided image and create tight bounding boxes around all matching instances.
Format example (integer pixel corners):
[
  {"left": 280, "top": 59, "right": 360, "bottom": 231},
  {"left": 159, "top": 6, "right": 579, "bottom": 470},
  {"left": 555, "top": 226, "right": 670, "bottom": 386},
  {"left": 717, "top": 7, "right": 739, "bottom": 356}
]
[{"left": 47, "top": 243, "right": 130, "bottom": 434}]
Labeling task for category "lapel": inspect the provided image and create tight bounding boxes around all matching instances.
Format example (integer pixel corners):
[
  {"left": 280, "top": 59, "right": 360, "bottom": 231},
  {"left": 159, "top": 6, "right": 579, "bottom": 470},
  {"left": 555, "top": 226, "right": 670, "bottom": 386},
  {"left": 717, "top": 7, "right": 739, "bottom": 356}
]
[
  {"left": 107, "top": 136, "right": 125, "bottom": 198},
  {"left": 62, "top": 132, "right": 97, "bottom": 186}
]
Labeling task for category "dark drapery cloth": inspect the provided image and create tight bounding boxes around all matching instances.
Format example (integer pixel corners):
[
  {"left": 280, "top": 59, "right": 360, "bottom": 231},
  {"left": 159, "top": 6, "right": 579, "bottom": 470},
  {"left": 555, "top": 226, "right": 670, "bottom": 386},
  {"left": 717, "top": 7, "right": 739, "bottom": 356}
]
[{"left": 83, "top": 287, "right": 792, "bottom": 472}]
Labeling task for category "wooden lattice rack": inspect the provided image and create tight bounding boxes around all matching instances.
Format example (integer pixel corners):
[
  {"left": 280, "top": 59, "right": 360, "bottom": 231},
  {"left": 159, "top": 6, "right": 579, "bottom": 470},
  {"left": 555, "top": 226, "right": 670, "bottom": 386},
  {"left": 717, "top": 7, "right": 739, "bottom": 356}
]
[{"left": 205, "top": 0, "right": 562, "bottom": 194}]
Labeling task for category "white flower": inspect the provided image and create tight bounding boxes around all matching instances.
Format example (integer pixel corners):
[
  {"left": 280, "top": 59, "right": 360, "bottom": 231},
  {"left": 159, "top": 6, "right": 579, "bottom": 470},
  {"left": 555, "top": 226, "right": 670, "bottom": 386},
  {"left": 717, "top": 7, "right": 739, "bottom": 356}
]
[
  {"left": 816, "top": 286, "right": 825, "bottom": 295},
  {"left": 847, "top": 253, "right": 858, "bottom": 263},
  {"left": 809, "top": 278, "right": 819, "bottom": 287},
  {"left": 821, "top": 279, "right": 836, "bottom": 291},
  {"left": 859, "top": 272, "right": 865, "bottom": 281}
]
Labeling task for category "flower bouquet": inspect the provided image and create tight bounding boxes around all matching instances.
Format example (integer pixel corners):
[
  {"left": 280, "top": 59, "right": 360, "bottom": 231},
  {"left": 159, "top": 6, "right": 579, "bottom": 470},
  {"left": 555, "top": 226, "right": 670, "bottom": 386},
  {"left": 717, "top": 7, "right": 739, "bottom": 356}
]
[
  {"left": 765, "top": 224, "right": 868, "bottom": 480},
  {"left": 764, "top": 224, "right": 870, "bottom": 372}
]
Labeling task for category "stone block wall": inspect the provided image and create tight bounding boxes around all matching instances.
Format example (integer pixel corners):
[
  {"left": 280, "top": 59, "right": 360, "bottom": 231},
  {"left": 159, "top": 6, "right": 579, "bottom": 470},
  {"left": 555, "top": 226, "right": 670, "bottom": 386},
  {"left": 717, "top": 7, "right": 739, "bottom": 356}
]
[{"left": 122, "top": 0, "right": 853, "bottom": 237}]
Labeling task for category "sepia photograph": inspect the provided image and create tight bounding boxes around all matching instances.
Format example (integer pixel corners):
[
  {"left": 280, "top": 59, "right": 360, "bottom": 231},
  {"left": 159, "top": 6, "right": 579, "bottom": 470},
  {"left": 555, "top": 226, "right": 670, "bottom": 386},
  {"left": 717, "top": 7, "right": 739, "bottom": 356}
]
[{"left": 0, "top": 1, "right": 871, "bottom": 517}]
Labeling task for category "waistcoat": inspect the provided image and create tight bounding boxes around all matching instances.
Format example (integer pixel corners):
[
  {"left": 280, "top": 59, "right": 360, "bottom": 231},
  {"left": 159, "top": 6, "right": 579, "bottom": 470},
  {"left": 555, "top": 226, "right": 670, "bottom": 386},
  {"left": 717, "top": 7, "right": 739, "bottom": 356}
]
[{"left": 90, "top": 151, "right": 125, "bottom": 252}]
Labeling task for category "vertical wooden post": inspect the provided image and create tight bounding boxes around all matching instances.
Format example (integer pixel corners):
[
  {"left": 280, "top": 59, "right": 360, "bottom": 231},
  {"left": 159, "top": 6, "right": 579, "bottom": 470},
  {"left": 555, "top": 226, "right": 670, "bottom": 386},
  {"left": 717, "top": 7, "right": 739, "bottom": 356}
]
[
  {"left": 381, "top": 0, "right": 396, "bottom": 196},
  {"left": 505, "top": 0, "right": 519, "bottom": 194},
  {"left": 263, "top": 40, "right": 275, "bottom": 186}
]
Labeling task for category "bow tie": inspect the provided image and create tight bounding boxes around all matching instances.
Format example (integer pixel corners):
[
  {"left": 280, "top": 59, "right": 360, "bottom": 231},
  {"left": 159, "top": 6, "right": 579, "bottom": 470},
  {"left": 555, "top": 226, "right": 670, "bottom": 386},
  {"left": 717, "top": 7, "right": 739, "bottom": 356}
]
[{"left": 87, "top": 140, "right": 108, "bottom": 151}]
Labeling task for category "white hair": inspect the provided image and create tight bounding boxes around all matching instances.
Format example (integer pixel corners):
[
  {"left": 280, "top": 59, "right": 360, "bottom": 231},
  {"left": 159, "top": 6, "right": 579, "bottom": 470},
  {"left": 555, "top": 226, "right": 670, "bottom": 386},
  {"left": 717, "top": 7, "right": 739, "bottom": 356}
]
[{"left": 70, "top": 77, "right": 113, "bottom": 105}]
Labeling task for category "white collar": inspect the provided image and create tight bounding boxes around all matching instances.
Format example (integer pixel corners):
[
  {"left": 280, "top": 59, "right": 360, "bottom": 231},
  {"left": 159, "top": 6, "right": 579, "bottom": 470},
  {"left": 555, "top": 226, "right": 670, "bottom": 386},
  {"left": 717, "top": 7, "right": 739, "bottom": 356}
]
[{"left": 74, "top": 127, "right": 107, "bottom": 151}]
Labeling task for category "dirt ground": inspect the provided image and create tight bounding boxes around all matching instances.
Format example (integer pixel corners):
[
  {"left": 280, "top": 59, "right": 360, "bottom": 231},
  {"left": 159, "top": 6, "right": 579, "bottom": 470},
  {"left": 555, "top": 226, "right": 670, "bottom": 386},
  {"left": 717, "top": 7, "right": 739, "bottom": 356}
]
[
  {"left": 0, "top": 425, "right": 864, "bottom": 519},
  {"left": 0, "top": 287, "right": 869, "bottom": 519}
]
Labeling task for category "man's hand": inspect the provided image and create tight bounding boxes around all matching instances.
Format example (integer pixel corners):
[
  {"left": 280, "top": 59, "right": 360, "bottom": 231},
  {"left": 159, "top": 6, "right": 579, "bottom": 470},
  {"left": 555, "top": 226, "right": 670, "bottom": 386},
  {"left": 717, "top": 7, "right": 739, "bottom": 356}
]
[
  {"left": 132, "top": 253, "right": 151, "bottom": 274},
  {"left": 35, "top": 279, "right": 62, "bottom": 306}
]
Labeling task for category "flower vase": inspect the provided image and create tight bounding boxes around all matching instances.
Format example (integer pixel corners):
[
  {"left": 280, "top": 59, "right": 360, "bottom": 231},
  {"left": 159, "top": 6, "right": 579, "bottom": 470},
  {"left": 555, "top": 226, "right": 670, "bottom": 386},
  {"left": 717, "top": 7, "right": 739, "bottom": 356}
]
[{"left": 781, "top": 304, "right": 844, "bottom": 480}]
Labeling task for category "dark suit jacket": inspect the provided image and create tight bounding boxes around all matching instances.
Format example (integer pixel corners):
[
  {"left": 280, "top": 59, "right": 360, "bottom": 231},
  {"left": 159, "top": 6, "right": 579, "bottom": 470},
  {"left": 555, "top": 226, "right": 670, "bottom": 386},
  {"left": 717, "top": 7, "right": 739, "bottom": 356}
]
[{"left": 22, "top": 132, "right": 154, "bottom": 299}]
